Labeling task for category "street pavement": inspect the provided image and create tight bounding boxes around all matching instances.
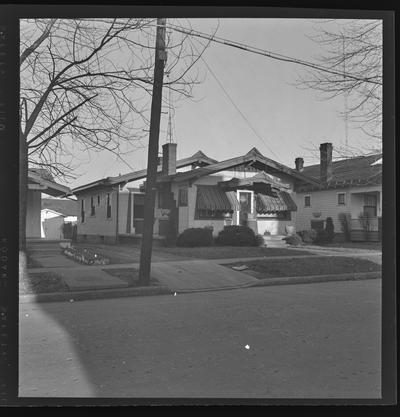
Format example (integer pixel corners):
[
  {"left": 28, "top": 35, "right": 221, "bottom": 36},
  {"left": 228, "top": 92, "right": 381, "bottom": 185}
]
[{"left": 19, "top": 279, "right": 381, "bottom": 399}]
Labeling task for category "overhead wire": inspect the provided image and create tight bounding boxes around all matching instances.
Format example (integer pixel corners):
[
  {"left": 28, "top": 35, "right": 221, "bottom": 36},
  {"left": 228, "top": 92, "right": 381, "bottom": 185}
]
[{"left": 166, "top": 22, "right": 382, "bottom": 86}]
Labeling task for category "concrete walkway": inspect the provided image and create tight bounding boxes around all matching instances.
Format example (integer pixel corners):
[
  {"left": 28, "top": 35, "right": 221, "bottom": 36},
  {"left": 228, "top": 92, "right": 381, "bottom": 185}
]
[{"left": 150, "top": 260, "right": 258, "bottom": 292}]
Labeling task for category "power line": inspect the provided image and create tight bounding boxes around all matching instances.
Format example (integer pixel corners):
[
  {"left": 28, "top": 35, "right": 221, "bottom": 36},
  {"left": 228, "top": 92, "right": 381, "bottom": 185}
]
[
  {"left": 192, "top": 41, "right": 280, "bottom": 159},
  {"left": 166, "top": 23, "right": 382, "bottom": 86}
]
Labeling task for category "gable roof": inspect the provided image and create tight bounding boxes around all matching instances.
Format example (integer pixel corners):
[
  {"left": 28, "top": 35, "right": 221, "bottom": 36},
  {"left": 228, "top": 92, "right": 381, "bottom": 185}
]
[
  {"left": 297, "top": 153, "right": 382, "bottom": 191},
  {"left": 72, "top": 150, "right": 217, "bottom": 194},
  {"left": 157, "top": 147, "right": 321, "bottom": 186},
  {"left": 28, "top": 169, "right": 70, "bottom": 197}
]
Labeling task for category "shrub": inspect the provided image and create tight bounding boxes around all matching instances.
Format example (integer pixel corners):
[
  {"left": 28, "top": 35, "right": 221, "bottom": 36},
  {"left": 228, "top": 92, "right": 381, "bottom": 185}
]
[
  {"left": 338, "top": 212, "right": 351, "bottom": 241},
  {"left": 298, "top": 229, "right": 317, "bottom": 244},
  {"left": 325, "top": 217, "right": 335, "bottom": 243},
  {"left": 283, "top": 234, "right": 302, "bottom": 246},
  {"left": 255, "top": 234, "right": 266, "bottom": 247},
  {"left": 315, "top": 229, "right": 329, "bottom": 244},
  {"left": 215, "top": 225, "right": 257, "bottom": 246},
  {"left": 176, "top": 227, "right": 214, "bottom": 247},
  {"left": 62, "top": 222, "right": 73, "bottom": 239}
]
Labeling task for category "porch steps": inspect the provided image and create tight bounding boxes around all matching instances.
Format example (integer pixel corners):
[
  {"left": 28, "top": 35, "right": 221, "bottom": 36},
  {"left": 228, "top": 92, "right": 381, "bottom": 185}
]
[{"left": 262, "top": 234, "right": 289, "bottom": 248}]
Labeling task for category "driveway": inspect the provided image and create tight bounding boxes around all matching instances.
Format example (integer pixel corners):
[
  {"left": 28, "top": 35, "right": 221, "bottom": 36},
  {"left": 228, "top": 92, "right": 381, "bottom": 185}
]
[{"left": 19, "top": 279, "right": 381, "bottom": 399}]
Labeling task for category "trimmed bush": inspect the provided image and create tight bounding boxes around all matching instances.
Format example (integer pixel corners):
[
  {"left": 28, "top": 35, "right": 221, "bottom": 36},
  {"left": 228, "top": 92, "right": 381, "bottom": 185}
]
[
  {"left": 215, "top": 225, "right": 257, "bottom": 246},
  {"left": 325, "top": 217, "right": 335, "bottom": 243},
  {"left": 338, "top": 212, "right": 351, "bottom": 242},
  {"left": 315, "top": 229, "right": 329, "bottom": 244},
  {"left": 298, "top": 229, "right": 317, "bottom": 244},
  {"left": 255, "top": 234, "right": 266, "bottom": 247},
  {"left": 176, "top": 227, "right": 214, "bottom": 247},
  {"left": 283, "top": 234, "right": 302, "bottom": 246}
]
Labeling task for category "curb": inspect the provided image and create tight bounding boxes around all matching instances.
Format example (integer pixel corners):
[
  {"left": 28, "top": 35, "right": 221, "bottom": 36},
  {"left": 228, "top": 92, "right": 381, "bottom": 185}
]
[
  {"left": 252, "top": 271, "right": 381, "bottom": 287},
  {"left": 19, "top": 285, "right": 173, "bottom": 304},
  {"left": 19, "top": 271, "right": 381, "bottom": 304}
]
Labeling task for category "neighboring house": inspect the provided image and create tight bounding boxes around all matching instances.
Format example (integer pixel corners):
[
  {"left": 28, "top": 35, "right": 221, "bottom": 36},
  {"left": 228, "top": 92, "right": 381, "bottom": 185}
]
[
  {"left": 72, "top": 144, "right": 319, "bottom": 244},
  {"left": 40, "top": 198, "right": 78, "bottom": 239},
  {"left": 294, "top": 143, "right": 382, "bottom": 242},
  {"left": 41, "top": 197, "right": 78, "bottom": 223},
  {"left": 40, "top": 209, "right": 66, "bottom": 239},
  {"left": 27, "top": 169, "right": 71, "bottom": 239}
]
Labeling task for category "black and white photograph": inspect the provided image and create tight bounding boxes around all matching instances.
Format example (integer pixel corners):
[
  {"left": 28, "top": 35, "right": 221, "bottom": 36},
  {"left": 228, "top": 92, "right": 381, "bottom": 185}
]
[{"left": 0, "top": 5, "right": 396, "bottom": 406}]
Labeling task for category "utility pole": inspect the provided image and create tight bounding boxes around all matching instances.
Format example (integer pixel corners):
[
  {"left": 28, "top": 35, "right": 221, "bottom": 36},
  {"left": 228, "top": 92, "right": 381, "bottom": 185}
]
[{"left": 138, "top": 18, "right": 167, "bottom": 286}]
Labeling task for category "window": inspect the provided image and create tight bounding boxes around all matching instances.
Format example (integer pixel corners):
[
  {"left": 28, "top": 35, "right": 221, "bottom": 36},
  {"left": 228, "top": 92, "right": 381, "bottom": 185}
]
[
  {"left": 90, "top": 196, "right": 95, "bottom": 216},
  {"left": 106, "top": 193, "right": 112, "bottom": 218},
  {"left": 81, "top": 199, "right": 85, "bottom": 223},
  {"left": 178, "top": 188, "right": 188, "bottom": 207},
  {"left": 304, "top": 195, "right": 311, "bottom": 207},
  {"left": 337, "top": 193, "right": 346, "bottom": 205},
  {"left": 97, "top": 195, "right": 100, "bottom": 205},
  {"left": 196, "top": 209, "right": 225, "bottom": 220}
]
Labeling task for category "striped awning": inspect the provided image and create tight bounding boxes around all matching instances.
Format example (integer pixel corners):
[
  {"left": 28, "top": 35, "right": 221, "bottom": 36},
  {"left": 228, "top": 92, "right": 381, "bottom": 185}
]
[
  {"left": 196, "top": 185, "right": 240, "bottom": 212},
  {"left": 256, "top": 191, "right": 297, "bottom": 213}
]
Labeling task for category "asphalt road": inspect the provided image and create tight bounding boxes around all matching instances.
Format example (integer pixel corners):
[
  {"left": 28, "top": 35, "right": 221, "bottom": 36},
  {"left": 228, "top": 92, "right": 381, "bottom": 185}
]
[{"left": 19, "top": 279, "right": 381, "bottom": 400}]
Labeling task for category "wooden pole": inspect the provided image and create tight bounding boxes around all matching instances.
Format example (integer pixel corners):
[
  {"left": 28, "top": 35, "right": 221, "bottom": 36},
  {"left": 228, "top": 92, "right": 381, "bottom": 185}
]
[{"left": 138, "top": 18, "right": 167, "bottom": 285}]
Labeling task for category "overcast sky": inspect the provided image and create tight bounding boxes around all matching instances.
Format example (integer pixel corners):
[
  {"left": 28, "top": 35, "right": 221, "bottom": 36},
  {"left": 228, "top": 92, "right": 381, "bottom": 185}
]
[{"left": 68, "top": 18, "right": 376, "bottom": 189}]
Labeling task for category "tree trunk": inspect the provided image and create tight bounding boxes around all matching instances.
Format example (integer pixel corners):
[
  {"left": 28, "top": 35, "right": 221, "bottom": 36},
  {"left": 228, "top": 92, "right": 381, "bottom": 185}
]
[{"left": 19, "top": 131, "right": 28, "bottom": 251}]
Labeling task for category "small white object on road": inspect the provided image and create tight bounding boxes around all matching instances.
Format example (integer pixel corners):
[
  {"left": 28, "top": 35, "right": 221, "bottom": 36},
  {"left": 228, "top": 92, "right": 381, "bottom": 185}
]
[
  {"left": 69, "top": 299, "right": 74, "bottom": 302},
  {"left": 174, "top": 292, "right": 177, "bottom": 296},
  {"left": 245, "top": 345, "right": 250, "bottom": 350},
  {"left": 232, "top": 265, "right": 248, "bottom": 271},
  {"left": 25, "top": 314, "right": 29, "bottom": 317}
]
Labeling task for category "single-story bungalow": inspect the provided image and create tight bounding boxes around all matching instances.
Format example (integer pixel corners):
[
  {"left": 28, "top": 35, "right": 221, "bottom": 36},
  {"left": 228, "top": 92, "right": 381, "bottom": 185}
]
[{"left": 71, "top": 142, "right": 382, "bottom": 244}]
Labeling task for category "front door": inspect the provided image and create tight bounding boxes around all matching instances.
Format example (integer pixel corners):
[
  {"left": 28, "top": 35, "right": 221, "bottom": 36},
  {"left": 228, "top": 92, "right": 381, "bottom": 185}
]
[{"left": 238, "top": 191, "right": 252, "bottom": 226}]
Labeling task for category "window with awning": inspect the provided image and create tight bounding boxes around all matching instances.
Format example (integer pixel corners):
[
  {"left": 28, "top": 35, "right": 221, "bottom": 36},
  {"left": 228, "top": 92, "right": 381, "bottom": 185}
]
[
  {"left": 195, "top": 185, "right": 239, "bottom": 219},
  {"left": 256, "top": 191, "right": 297, "bottom": 214}
]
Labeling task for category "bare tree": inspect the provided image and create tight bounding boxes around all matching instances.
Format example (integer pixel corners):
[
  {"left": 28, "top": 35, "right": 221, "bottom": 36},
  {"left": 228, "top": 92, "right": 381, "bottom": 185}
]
[
  {"left": 296, "top": 19, "right": 382, "bottom": 154},
  {"left": 19, "top": 18, "right": 211, "bottom": 250}
]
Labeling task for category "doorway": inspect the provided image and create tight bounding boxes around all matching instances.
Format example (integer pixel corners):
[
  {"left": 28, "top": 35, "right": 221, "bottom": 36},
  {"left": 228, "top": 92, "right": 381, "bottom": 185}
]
[{"left": 238, "top": 191, "right": 253, "bottom": 226}]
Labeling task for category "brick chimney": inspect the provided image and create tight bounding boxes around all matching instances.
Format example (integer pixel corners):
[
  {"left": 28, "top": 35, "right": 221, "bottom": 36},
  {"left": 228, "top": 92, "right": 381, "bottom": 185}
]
[
  {"left": 162, "top": 143, "right": 177, "bottom": 176},
  {"left": 320, "top": 142, "right": 333, "bottom": 183},
  {"left": 295, "top": 157, "right": 304, "bottom": 172}
]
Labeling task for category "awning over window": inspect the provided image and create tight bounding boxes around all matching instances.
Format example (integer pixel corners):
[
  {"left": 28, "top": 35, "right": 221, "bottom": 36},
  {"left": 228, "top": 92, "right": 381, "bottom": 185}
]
[
  {"left": 256, "top": 191, "right": 297, "bottom": 213},
  {"left": 196, "top": 185, "right": 240, "bottom": 212}
]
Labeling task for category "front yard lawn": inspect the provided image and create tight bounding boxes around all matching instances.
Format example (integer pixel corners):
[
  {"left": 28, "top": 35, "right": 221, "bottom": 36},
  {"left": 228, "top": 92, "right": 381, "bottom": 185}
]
[
  {"left": 154, "top": 246, "right": 312, "bottom": 260},
  {"left": 20, "top": 272, "right": 69, "bottom": 295},
  {"left": 103, "top": 268, "right": 159, "bottom": 286},
  {"left": 75, "top": 243, "right": 313, "bottom": 263},
  {"left": 224, "top": 256, "right": 381, "bottom": 279}
]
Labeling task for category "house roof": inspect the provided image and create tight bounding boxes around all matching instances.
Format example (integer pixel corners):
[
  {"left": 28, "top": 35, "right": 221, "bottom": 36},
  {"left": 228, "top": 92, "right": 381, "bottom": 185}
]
[
  {"left": 157, "top": 147, "right": 321, "bottom": 187},
  {"left": 41, "top": 208, "right": 66, "bottom": 218},
  {"left": 297, "top": 153, "right": 382, "bottom": 191},
  {"left": 72, "top": 150, "right": 217, "bottom": 194},
  {"left": 28, "top": 170, "right": 71, "bottom": 197},
  {"left": 42, "top": 198, "right": 78, "bottom": 216}
]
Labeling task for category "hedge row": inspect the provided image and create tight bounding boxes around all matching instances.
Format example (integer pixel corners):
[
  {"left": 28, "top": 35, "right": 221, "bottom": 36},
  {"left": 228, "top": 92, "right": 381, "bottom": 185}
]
[{"left": 176, "top": 225, "right": 263, "bottom": 247}]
